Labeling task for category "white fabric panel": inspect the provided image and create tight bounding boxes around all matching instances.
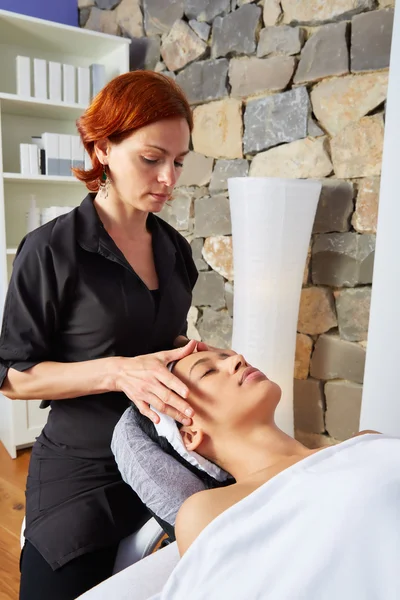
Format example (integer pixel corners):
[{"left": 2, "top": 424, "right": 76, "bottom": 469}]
[{"left": 77, "top": 542, "right": 179, "bottom": 600}]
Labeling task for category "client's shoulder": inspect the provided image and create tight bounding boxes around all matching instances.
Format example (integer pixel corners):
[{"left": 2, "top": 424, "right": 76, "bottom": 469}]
[
  {"left": 175, "top": 487, "right": 232, "bottom": 556},
  {"left": 353, "top": 430, "right": 381, "bottom": 437}
]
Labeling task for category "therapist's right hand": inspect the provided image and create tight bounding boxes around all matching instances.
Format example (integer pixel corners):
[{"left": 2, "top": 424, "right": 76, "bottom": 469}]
[{"left": 113, "top": 340, "right": 197, "bottom": 425}]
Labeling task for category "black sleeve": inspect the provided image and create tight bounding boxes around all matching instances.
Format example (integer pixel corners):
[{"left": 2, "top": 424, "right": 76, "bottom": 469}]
[{"left": 0, "top": 231, "right": 64, "bottom": 387}]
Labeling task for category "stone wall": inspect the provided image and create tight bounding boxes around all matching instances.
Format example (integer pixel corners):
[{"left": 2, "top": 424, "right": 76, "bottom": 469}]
[{"left": 79, "top": 0, "right": 395, "bottom": 447}]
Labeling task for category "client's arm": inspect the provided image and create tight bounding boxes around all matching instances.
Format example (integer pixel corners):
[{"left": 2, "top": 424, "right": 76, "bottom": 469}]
[{"left": 112, "top": 406, "right": 206, "bottom": 527}]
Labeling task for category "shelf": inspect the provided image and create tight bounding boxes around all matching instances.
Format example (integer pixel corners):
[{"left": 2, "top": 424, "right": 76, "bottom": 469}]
[
  {"left": 0, "top": 9, "right": 130, "bottom": 58},
  {"left": 0, "top": 93, "right": 87, "bottom": 120},
  {"left": 3, "top": 173, "right": 82, "bottom": 184}
]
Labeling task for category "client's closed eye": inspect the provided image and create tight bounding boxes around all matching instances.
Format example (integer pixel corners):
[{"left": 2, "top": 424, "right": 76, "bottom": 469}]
[{"left": 201, "top": 368, "right": 216, "bottom": 379}]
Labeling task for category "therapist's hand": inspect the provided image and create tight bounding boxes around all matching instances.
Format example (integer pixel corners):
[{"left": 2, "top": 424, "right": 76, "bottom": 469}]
[
  {"left": 113, "top": 341, "right": 197, "bottom": 426},
  {"left": 173, "top": 336, "right": 222, "bottom": 354}
]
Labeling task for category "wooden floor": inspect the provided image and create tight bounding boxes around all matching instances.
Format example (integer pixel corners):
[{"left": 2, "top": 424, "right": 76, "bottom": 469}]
[{"left": 0, "top": 443, "right": 31, "bottom": 600}]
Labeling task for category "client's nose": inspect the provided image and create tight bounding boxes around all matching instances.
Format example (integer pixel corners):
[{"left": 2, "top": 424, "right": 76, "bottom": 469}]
[{"left": 228, "top": 353, "right": 246, "bottom": 374}]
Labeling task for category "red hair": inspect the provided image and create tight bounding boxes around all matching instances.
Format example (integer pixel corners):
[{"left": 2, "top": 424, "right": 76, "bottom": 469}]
[{"left": 73, "top": 71, "right": 193, "bottom": 191}]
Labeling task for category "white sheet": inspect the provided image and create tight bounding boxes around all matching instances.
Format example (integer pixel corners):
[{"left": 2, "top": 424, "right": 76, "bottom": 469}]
[
  {"left": 76, "top": 542, "right": 179, "bottom": 600},
  {"left": 151, "top": 434, "right": 400, "bottom": 600}
]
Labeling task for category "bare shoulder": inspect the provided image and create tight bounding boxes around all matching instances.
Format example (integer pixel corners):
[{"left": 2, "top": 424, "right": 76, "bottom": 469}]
[
  {"left": 175, "top": 486, "right": 233, "bottom": 556},
  {"left": 353, "top": 430, "right": 381, "bottom": 437}
]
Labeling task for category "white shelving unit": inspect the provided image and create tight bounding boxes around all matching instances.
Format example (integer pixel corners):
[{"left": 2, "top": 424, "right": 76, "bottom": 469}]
[{"left": 0, "top": 9, "right": 130, "bottom": 458}]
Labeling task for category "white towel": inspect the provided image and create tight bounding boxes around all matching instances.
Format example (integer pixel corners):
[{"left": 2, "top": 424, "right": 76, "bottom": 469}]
[
  {"left": 151, "top": 434, "right": 400, "bottom": 600},
  {"left": 152, "top": 407, "right": 229, "bottom": 482}
]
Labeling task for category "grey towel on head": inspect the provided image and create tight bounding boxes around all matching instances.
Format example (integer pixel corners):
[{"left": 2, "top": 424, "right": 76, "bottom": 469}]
[{"left": 111, "top": 406, "right": 206, "bottom": 526}]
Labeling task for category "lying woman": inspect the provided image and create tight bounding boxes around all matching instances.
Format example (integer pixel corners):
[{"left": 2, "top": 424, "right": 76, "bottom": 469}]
[{"left": 107, "top": 349, "right": 400, "bottom": 599}]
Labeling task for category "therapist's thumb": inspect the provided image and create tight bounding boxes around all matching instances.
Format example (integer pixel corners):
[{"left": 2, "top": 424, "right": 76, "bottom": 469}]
[{"left": 164, "top": 339, "right": 197, "bottom": 363}]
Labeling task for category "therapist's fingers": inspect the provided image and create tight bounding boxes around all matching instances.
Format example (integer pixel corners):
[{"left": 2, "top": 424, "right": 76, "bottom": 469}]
[
  {"left": 154, "top": 370, "right": 194, "bottom": 416},
  {"left": 196, "top": 341, "right": 209, "bottom": 352},
  {"left": 132, "top": 395, "right": 190, "bottom": 426},
  {"left": 160, "top": 340, "right": 197, "bottom": 366}
]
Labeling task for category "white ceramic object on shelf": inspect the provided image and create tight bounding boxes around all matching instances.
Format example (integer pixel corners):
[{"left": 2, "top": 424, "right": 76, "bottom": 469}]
[{"left": 228, "top": 177, "right": 322, "bottom": 436}]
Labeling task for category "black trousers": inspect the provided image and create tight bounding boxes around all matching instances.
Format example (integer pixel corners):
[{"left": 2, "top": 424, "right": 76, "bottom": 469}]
[{"left": 19, "top": 540, "right": 119, "bottom": 600}]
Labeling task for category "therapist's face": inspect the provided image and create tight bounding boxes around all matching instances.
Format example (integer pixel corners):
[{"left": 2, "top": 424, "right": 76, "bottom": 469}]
[
  {"left": 172, "top": 351, "right": 281, "bottom": 458},
  {"left": 95, "top": 117, "right": 190, "bottom": 214}
]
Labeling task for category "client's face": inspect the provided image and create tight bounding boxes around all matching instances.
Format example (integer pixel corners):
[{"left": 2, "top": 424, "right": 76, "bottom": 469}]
[{"left": 173, "top": 351, "right": 281, "bottom": 456}]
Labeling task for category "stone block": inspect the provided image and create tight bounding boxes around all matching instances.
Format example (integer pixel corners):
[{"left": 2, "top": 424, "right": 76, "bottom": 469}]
[
  {"left": 229, "top": 56, "right": 295, "bottom": 99},
  {"left": 257, "top": 25, "right": 305, "bottom": 57},
  {"left": 212, "top": 4, "right": 262, "bottom": 58},
  {"left": 202, "top": 236, "right": 233, "bottom": 281},
  {"left": 243, "top": 87, "right": 309, "bottom": 154},
  {"left": 187, "top": 306, "right": 201, "bottom": 341},
  {"left": 79, "top": 8, "right": 91, "bottom": 27},
  {"left": 297, "top": 287, "right": 337, "bottom": 335},
  {"left": 312, "top": 232, "right": 375, "bottom": 287},
  {"left": 294, "top": 333, "right": 313, "bottom": 380},
  {"left": 185, "top": 0, "right": 231, "bottom": 23},
  {"left": 143, "top": 0, "right": 184, "bottom": 35},
  {"left": 195, "top": 194, "right": 231, "bottom": 237},
  {"left": 330, "top": 114, "right": 385, "bottom": 179},
  {"left": 325, "top": 380, "right": 363, "bottom": 440},
  {"left": 197, "top": 308, "right": 233, "bottom": 349},
  {"left": 190, "top": 238, "right": 208, "bottom": 271},
  {"left": 293, "top": 378, "right": 325, "bottom": 433},
  {"left": 84, "top": 7, "right": 119, "bottom": 35},
  {"left": 295, "top": 431, "right": 337, "bottom": 449},
  {"left": 308, "top": 117, "right": 324, "bottom": 137},
  {"left": 352, "top": 177, "right": 380, "bottom": 234},
  {"left": 351, "top": 9, "right": 394, "bottom": 73},
  {"left": 188, "top": 19, "right": 211, "bottom": 41},
  {"left": 154, "top": 61, "right": 166, "bottom": 72},
  {"left": 143, "top": 36, "right": 161, "bottom": 71},
  {"left": 225, "top": 282, "right": 234, "bottom": 317},
  {"left": 159, "top": 188, "right": 192, "bottom": 231},
  {"left": 311, "top": 72, "right": 389, "bottom": 136},
  {"left": 116, "top": 0, "right": 143, "bottom": 37},
  {"left": 192, "top": 271, "right": 226, "bottom": 309},
  {"left": 294, "top": 22, "right": 349, "bottom": 84},
  {"left": 191, "top": 186, "right": 210, "bottom": 199},
  {"left": 209, "top": 159, "right": 249, "bottom": 192},
  {"left": 281, "top": 0, "right": 374, "bottom": 25},
  {"left": 310, "top": 334, "right": 366, "bottom": 383},
  {"left": 176, "top": 59, "right": 229, "bottom": 105},
  {"left": 312, "top": 179, "right": 354, "bottom": 234},
  {"left": 249, "top": 137, "right": 332, "bottom": 179},
  {"left": 160, "top": 20, "right": 207, "bottom": 72},
  {"left": 95, "top": 0, "right": 120, "bottom": 8},
  {"left": 178, "top": 152, "right": 214, "bottom": 187},
  {"left": 192, "top": 99, "right": 243, "bottom": 159},
  {"left": 336, "top": 287, "right": 371, "bottom": 342},
  {"left": 160, "top": 70, "right": 176, "bottom": 80},
  {"left": 263, "top": 0, "right": 282, "bottom": 26}
]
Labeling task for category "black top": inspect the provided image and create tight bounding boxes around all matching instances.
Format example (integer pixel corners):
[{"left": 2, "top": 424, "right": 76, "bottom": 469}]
[{"left": 0, "top": 195, "right": 197, "bottom": 569}]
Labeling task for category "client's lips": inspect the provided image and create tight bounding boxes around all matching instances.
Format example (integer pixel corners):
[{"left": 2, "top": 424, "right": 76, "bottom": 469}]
[{"left": 240, "top": 366, "right": 262, "bottom": 385}]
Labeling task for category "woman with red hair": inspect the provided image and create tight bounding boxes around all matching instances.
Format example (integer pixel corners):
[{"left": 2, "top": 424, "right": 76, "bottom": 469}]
[{"left": 0, "top": 71, "right": 201, "bottom": 600}]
